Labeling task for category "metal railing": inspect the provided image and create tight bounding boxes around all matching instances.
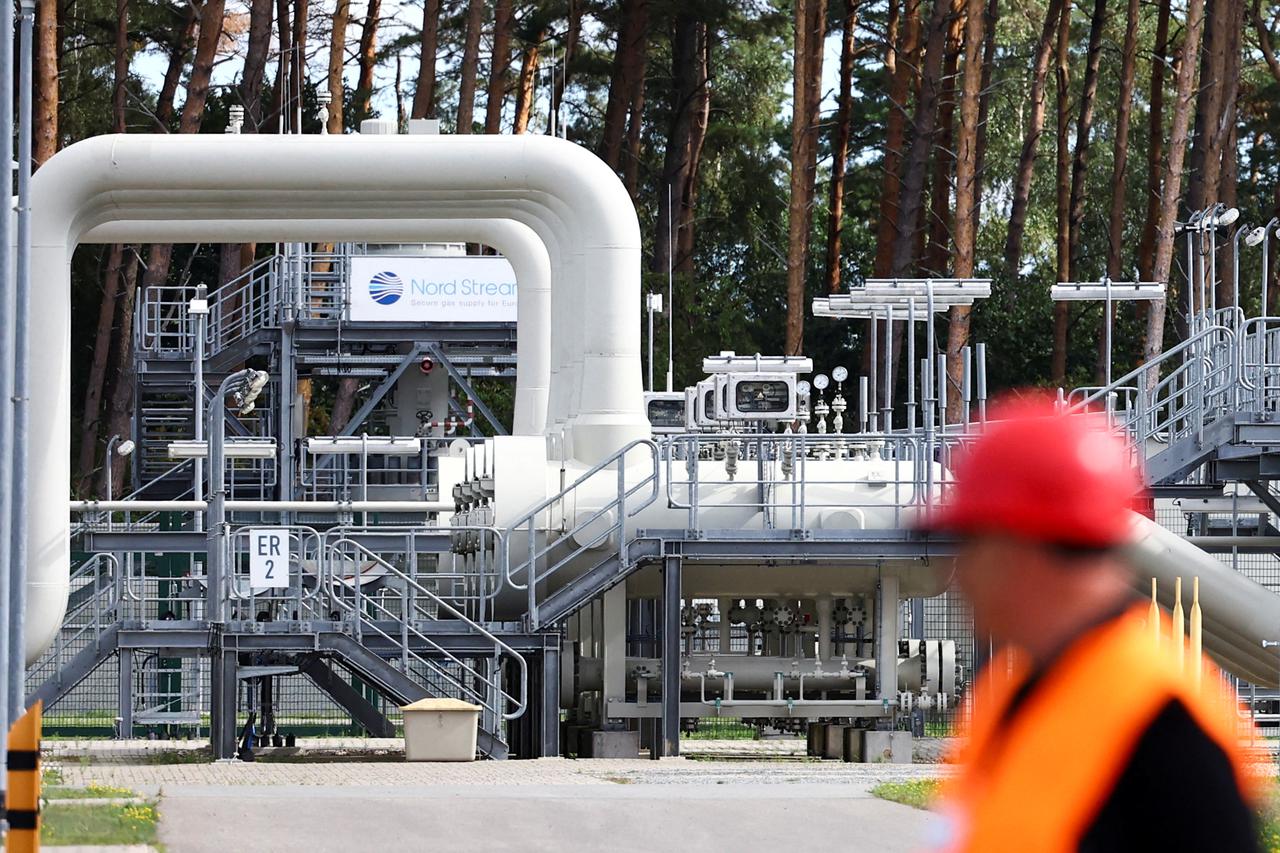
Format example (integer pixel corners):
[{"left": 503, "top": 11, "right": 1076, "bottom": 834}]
[
  {"left": 25, "top": 554, "right": 121, "bottom": 689},
  {"left": 662, "top": 432, "right": 955, "bottom": 532},
  {"left": 326, "top": 538, "right": 526, "bottom": 723},
  {"left": 503, "top": 439, "right": 660, "bottom": 630}
]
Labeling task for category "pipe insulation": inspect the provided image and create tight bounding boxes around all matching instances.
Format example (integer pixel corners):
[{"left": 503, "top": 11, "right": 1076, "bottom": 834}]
[
  {"left": 1126, "top": 515, "right": 1280, "bottom": 687},
  {"left": 29, "top": 133, "right": 649, "bottom": 662}
]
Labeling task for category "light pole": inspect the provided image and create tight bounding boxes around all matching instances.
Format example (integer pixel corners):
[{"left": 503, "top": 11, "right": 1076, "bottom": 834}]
[
  {"left": 1051, "top": 279, "right": 1166, "bottom": 387},
  {"left": 189, "top": 287, "right": 209, "bottom": 532},
  {"left": 206, "top": 369, "right": 270, "bottom": 626},
  {"left": 104, "top": 435, "right": 136, "bottom": 502},
  {"left": 646, "top": 293, "right": 662, "bottom": 392}
]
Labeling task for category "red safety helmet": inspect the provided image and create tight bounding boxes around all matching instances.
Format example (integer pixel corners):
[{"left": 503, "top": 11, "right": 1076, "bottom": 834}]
[{"left": 920, "top": 396, "right": 1144, "bottom": 548}]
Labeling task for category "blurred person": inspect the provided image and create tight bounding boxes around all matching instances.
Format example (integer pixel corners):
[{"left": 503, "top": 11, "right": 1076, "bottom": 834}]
[{"left": 922, "top": 398, "right": 1259, "bottom": 852}]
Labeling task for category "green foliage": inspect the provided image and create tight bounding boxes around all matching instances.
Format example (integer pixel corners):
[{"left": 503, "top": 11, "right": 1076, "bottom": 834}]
[
  {"left": 41, "top": 801, "right": 159, "bottom": 846},
  {"left": 869, "top": 778, "right": 944, "bottom": 810}
]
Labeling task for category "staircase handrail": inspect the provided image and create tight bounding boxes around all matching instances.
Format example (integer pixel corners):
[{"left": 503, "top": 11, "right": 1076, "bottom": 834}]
[
  {"left": 500, "top": 439, "right": 660, "bottom": 629},
  {"left": 326, "top": 537, "right": 527, "bottom": 720}
]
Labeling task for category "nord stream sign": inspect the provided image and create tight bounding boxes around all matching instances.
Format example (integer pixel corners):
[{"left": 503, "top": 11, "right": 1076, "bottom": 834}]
[{"left": 348, "top": 256, "right": 518, "bottom": 323}]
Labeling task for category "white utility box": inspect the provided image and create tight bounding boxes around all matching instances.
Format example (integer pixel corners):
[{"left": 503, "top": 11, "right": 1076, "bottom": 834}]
[{"left": 401, "top": 698, "right": 481, "bottom": 762}]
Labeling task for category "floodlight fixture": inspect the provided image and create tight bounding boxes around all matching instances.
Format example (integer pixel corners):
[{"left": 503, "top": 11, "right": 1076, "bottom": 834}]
[
  {"left": 115, "top": 439, "right": 135, "bottom": 457},
  {"left": 1246, "top": 227, "right": 1267, "bottom": 248}
]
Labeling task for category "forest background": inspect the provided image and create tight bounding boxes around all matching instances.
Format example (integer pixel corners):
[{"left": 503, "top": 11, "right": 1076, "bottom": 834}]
[{"left": 25, "top": 0, "right": 1280, "bottom": 495}]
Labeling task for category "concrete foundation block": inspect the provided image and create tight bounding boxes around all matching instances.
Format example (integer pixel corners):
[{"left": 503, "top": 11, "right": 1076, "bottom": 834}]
[
  {"left": 822, "top": 724, "right": 848, "bottom": 759},
  {"left": 806, "top": 722, "right": 824, "bottom": 756},
  {"left": 860, "top": 730, "right": 912, "bottom": 764},
  {"left": 589, "top": 730, "right": 641, "bottom": 759}
]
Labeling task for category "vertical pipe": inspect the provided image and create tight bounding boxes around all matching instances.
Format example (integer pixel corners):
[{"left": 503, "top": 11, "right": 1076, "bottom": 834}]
[
  {"left": 975, "top": 343, "right": 987, "bottom": 424},
  {"left": 194, "top": 295, "right": 206, "bottom": 532},
  {"left": 1189, "top": 576, "right": 1202, "bottom": 691},
  {"left": 660, "top": 555, "right": 681, "bottom": 757},
  {"left": 1149, "top": 577, "right": 1160, "bottom": 649},
  {"left": 907, "top": 299, "right": 916, "bottom": 431},
  {"left": 1104, "top": 275, "right": 1113, "bottom": 386},
  {"left": 11, "top": 0, "right": 33, "bottom": 722},
  {"left": 1171, "top": 576, "right": 1184, "bottom": 672},
  {"left": 883, "top": 305, "right": 894, "bottom": 431},
  {"left": 875, "top": 573, "right": 900, "bottom": 702},
  {"left": 858, "top": 377, "right": 868, "bottom": 433},
  {"left": 869, "top": 312, "right": 879, "bottom": 418},
  {"left": 646, "top": 299, "right": 654, "bottom": 392},
  {"left": 0, "top": 0, "right": 17, "bottom": 755},
  {"left": 961, "top": 346, "right": 971, "bottom": 427}
]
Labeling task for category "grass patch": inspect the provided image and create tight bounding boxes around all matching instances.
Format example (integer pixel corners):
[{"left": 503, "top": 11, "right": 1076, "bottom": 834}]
[
  {"left": 42, "top": 766, "right": 64, "bottom": 786},
  {"left": 41, "top": 801, "right": 159, "bottom": 847},
  {"left": 44, "top": 782, "right": 137, "bottom": 800},
  {"left": 870, "top": 779, "right": 943, "bottom": 810}
]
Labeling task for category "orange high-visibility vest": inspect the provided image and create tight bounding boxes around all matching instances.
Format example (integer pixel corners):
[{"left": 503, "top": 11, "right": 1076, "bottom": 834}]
[{"left": 939, "top": 605, "right": 1257, "bottom": 853}]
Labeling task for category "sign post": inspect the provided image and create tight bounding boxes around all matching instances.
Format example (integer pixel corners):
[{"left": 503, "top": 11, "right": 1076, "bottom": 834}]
[{"left": 248, "top": 528, "right": 291, "bottom": 589}]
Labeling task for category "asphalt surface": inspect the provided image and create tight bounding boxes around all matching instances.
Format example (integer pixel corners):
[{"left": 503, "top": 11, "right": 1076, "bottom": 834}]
[{"left": 157, "top": 782, "right": 942, "bottom": 852}]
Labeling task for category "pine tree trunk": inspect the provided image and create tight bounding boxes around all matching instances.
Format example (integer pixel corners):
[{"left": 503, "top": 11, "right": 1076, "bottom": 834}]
[
  {"left": 101, "top": 252, "right": 141, "bottom": 498},
  {"left": 272, "top": 0, "right": 291, "bottom": 132},
  {"left": 513, "top": 29, "right": 548, "bottom": 133},
  {"left": 1049, "top": 0, "right": 1072, "bottom": 385},
  {"left": 889, "top": 0, "right": 952, "bottom": 279},
  {"left": 155, "top": 6, "right": 196, "bottom": 130},
  {"left": 76, "top": 246, "right": 125, "bottom": 495},
  {"left": 1066, "top": 0, "right": 1106, "bottom": 273},
  {"left": 945, "top": 0, "right": 988, "bottom": 421},
  {"left": 871, "top": 0, "right": 919, "bottom": 279},
  {"left": 242, "top": 0, "right": 274, "bottom": 131},
  {"left": 551, "top": 2, "right": 585, "bottom": 129},
  {"left": 327, "top": 0, "right": 350, "bottom": 133},
  {"left": 411, "top": 0, "right": 442, "bottom": 119},
  {"left": 456, "top": 0, "right": 485, "bottom": 133},
  {"left": 1002, "top": 0, "right": 1065, "bottom": 278},
  {"left": 33, "top": 0, "right": 58, "bottom": 165},
  {"left": 1097, "top": 0, "right": 1139, "bottom": 381},
  {"left": 1136, "top": 0, "right": 1171, "bottom": 284},
  {"left": 785, "top": 0, "right": 828, "bottom": 354},
  {"left": 924, "top": 1, "right": 964, "bottom": 278},
  {"left": 1143, "top": 0, "right": 1208, "bottom": 371},
  {"left": 355, "top": 0, "right": 382, "bottom": 122},
  {"left": 654, "top": 14, "right": 704, "bottom": 278},
  {"left": 675, "top": 28, "right": 711, "bottom": 274},
  {"left": 602, "top": 0, "right": 648, "bottom": 169},
  {"left": 823, "top": 0, "right": 860, "bottom": 294},
  {"left": 485, "top": 0, "right": 515, "bottom": 133}
]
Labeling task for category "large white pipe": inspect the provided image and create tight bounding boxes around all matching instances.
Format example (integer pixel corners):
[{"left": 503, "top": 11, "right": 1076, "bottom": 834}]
[
  {"left": 1126, "top": 515, "right": 1280, "bottom": 687},
  {"left": 84, "top": 217, "right": 552, "bottom": 437},
  {"left": 30, "top": 133, "right": 648, "bottom": 662}
]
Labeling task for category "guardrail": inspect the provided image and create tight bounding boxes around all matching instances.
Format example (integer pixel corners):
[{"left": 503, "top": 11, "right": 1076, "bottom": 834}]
[{"left": 503, "top": 439, "right": 660, "bottom": 630}]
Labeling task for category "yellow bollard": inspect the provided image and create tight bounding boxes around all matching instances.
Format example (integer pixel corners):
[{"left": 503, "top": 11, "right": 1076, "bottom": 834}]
[
  {"left": 6, "top": 700, "right": 42, "bottom": 852},
  {"left": 1189, "top": 576, "right": 1202, "bottom": 692},
  {"left": 1149, "top": 578, "right": 1160, "bottom": 649},
  {"left": 1172, "top": 577, "right": 1185, "bottom": 672}
]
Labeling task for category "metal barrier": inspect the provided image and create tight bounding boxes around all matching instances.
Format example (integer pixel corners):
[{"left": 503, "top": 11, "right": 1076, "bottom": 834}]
[
  {"left": 503, "top": 439, "right": 660, "bottom": 630},
  {"left": 325, "top": 537, "right": 527, "bottom": 723},
  {"left": 662, "top": 432, "right": 950, "bottom": 531}
]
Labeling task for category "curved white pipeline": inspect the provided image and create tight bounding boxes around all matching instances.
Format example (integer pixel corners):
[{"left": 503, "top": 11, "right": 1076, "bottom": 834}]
[{"left": 30, "top": 133, "right": 648, "bottom": 663}]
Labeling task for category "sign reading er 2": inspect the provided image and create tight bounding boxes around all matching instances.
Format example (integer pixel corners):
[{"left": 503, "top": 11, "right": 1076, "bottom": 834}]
[{"left": 249, "top": 528, "right": 291, "bottom": 589}]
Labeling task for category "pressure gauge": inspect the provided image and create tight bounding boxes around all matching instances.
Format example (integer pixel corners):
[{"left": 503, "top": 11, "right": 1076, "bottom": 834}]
[
  {"left": 813, "top": 374, "right": 829, "bottom": 391},
  {"left": 797, "top": 380, "right": 810, "bottom": 395},
  {"left": 832, "top": 366, "right": 849, "bottom": 383}
]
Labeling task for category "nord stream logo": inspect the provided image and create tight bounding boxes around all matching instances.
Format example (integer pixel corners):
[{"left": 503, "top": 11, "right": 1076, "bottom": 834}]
[{"left": 367, "top": 271, "right": 405, "bottom": 306}]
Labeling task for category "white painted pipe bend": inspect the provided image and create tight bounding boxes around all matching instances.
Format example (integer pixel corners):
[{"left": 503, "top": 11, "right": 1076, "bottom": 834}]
[{"left": 31, "top": 133, "right": 648, "bottom": 663}]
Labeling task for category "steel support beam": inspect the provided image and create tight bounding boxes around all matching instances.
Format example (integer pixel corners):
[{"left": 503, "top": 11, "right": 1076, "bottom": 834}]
[
  {"left": 117, "top": 648, "right": 133, "bottom": 738},
  {"left": 210, "top": 647, "right": 238, "bottom": 759},
  {"left": 1244, "top": 481, "right": 1280, "bottom": 518},
  {"left": 876, "top": 572, "right": 900, "bottom": 704},
  {"left": 660, "top": 554, "right": 681, "bottom": 758},
  {"left": 542, "top": 641, "right": 561, "bottom": 758},
  {"left": 426, "top": 343, "right": 508, "bottom": 435},
  {"left": 335, "top": 344, "right": 425, "bottom": 438}
]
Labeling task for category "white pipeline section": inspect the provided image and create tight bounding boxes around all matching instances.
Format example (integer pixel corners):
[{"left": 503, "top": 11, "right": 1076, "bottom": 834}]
[
  {"left": 31, "top": 133, "right": 649, "bottom": 662},
  {"left": 1127, "top": 515, "right": 1280, "bottom": 687}
]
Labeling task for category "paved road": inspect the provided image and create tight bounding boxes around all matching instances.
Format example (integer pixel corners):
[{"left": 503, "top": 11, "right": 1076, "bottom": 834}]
[{"left": 157, "top": 782, "right": 941, "bottom": 852}]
